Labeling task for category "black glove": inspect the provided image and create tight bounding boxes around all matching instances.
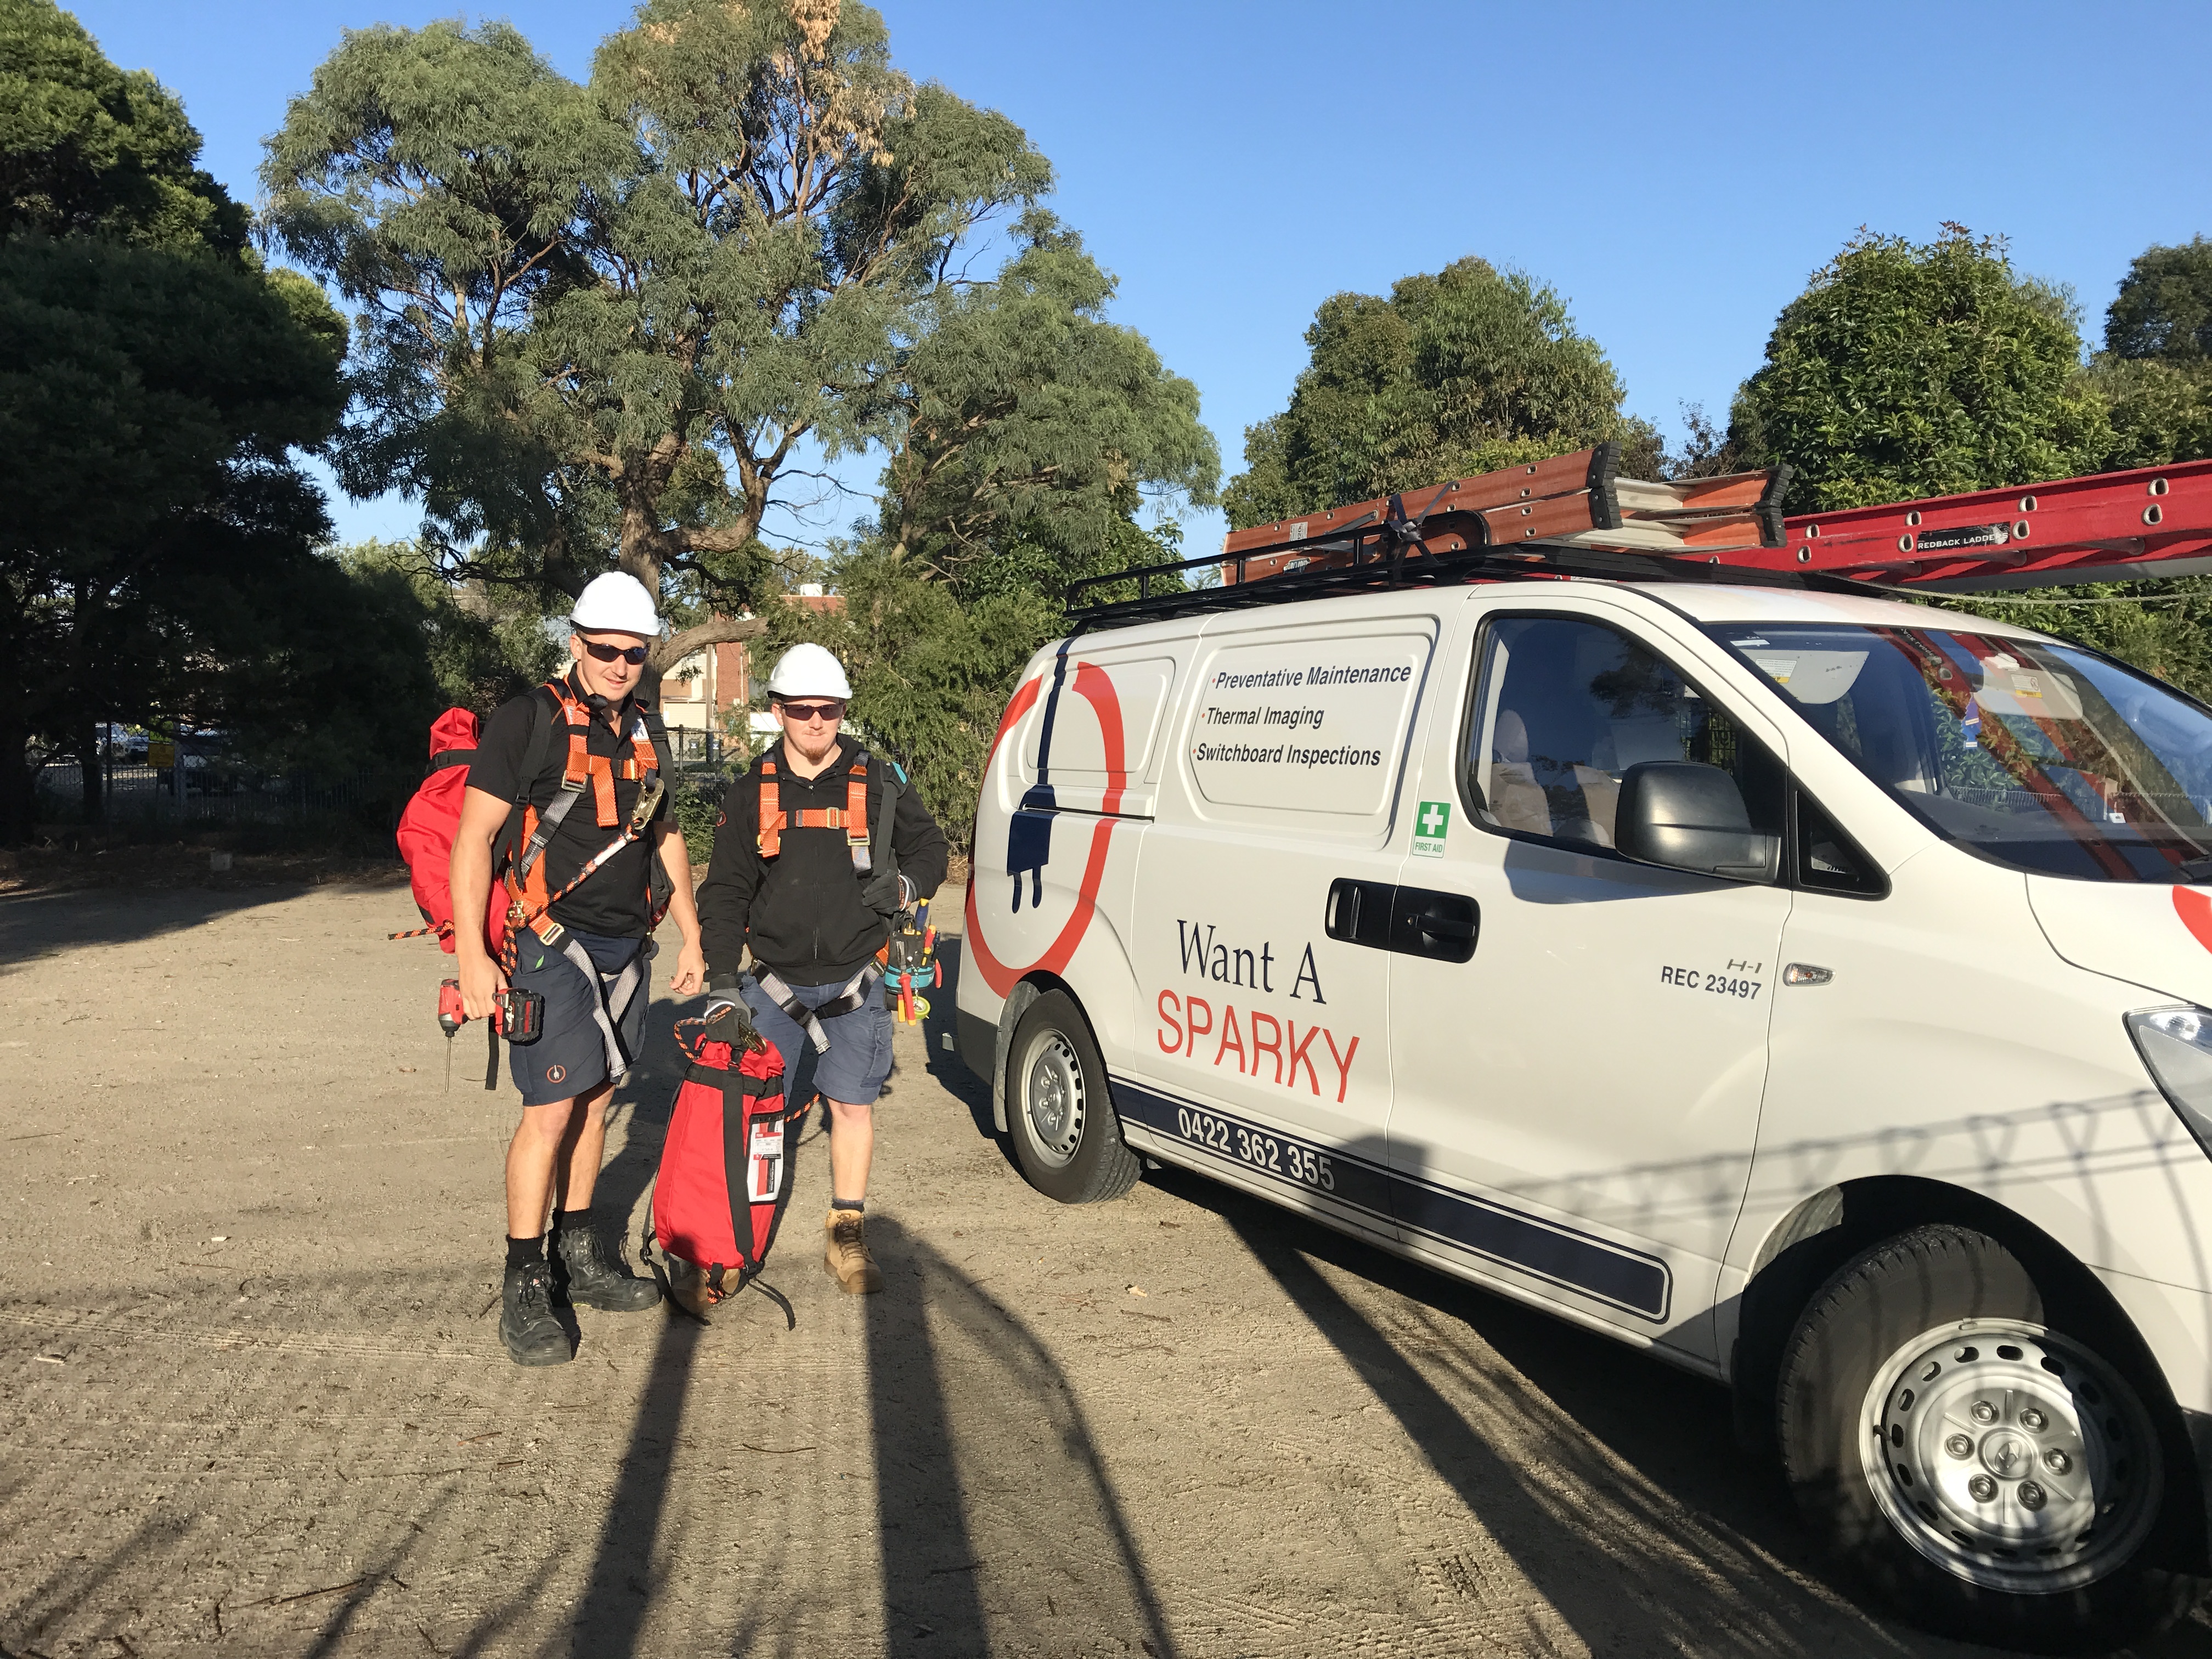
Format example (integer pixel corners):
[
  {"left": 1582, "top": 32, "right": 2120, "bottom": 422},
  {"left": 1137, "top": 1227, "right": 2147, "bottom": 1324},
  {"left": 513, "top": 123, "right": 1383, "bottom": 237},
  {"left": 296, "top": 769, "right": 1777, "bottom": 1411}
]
[{"left": 703, "top": 995, "right": 765, "bottom": 1052}]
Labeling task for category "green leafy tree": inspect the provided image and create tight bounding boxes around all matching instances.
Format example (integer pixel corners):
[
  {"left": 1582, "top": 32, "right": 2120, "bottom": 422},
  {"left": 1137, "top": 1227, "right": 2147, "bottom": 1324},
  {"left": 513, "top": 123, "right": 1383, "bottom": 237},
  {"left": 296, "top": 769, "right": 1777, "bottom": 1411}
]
[
  {"left": 2107, "top": 236, "right": 2212, "bottom": 364},
  {"left": 1, "top": 2, "right": 352, "bottom": 840},
  {"left": 1223, "top": 257, "right": 1659, "bottom": 529},
  {"left": 341, "top": 541, "right": 563, "bottom": 714},
  {"left": 2079, "top": 356, "right": 2212, "bottom": 472},
  {"left": 0, "top": 0, "right": 244, "bottom": 250},
  {"left": 1730, "top": 225, "right": 2111, "bottom": 512},
  {"left": 2075, "top": 238, "right": 2212, "bottom": 472},
  {"left": 261, "top": 1, "right": 1057, "bottom": 670},
  {"left": 876, "top": 209, "right": 1216, "bottom": 584},
  {"left": 0, "top": 235, "right": 350, "bottom": 833},
  {"left": 1948, "top": 238, "right": 2212, "bottom": 692}
]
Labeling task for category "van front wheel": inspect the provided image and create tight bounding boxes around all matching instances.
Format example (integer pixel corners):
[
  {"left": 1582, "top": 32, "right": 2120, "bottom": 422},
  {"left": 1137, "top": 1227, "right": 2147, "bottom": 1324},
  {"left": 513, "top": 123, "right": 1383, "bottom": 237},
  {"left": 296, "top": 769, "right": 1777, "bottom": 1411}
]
[
  {"left": 1006, "top": 990, "right": 1140, "bottom": 1205},
  {"left": 1778, "top": 1224, "right": 2193, "bottom": 1651}
]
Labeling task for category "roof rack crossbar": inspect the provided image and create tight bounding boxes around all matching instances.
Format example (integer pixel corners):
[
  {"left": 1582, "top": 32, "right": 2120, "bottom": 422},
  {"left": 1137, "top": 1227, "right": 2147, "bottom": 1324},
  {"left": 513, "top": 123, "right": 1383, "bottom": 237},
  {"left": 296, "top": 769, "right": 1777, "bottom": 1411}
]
[{"left": 1066, "top": 535, "right": 1880, "bottom": 628}]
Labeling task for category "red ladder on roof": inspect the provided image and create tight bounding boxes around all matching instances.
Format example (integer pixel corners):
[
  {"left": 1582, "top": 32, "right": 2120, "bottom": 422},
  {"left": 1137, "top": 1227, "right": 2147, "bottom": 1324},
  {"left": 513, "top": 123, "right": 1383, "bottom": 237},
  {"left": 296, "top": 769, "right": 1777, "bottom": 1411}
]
[
  {"left": 1207, "top": 450, "right": 2212, "bottom": 597},
  {"left": 1730, "top": 459, "right": 2212, "bottom": 591}
]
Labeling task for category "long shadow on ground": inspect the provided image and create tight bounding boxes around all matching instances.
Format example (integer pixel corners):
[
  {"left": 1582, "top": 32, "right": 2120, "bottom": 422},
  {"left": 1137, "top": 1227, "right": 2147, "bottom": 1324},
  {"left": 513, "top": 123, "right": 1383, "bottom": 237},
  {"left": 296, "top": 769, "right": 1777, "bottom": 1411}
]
[{"left": 0, "top": 879, "right": 375, "bottom": 970}]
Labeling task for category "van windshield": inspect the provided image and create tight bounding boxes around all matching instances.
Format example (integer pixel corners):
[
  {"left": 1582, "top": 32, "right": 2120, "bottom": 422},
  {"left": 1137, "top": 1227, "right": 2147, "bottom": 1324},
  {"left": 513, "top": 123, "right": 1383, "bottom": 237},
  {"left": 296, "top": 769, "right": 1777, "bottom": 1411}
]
[{"left": 1703, "top": 622, "right": 2212, "bottom": 882}]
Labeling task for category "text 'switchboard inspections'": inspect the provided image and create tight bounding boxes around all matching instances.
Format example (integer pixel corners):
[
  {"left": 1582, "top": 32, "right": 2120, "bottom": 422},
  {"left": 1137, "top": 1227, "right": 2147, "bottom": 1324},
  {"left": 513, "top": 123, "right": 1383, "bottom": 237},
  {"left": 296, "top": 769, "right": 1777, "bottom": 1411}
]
[{"left": 1190, "top": 633, "right": 1432, "bottom": 815}]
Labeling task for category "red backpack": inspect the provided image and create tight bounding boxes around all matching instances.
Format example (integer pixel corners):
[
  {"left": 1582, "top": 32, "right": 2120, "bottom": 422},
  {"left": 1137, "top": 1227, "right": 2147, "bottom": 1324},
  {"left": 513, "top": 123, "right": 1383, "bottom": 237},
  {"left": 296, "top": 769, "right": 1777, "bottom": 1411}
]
[
  {"left": 648, "top": 1012, "right": 801, "bottom": 1323},
  {"left": 392, "top": 708, "right": 509, "bottom": 955}
]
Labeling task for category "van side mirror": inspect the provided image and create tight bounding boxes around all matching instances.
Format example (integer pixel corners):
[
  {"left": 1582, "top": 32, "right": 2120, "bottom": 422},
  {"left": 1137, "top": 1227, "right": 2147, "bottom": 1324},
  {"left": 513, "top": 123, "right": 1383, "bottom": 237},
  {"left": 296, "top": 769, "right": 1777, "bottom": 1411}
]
[{"left": 1615, "top": 762, "right": 1780, "bottom": 882}]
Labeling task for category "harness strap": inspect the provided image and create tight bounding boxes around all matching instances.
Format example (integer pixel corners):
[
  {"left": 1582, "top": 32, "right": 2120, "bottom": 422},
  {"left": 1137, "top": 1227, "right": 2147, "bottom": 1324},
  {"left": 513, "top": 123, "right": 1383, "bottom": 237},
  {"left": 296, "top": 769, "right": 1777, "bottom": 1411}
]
[
  {"left": 501, "top": 678, "right": 665, "bottom": 963},
  {"left": 501, "top": 772, "right": 667, "bottom": 974},
  {"left": 757, "top": 753, "right": 875, "bottom": 870},
  {"left": 755, "top": 964, "right": 883, "bottom": 1054},
  {"left": 546, "top": 679, "right": 659, "bottom": 830},
  {"left": 847, "top": 764, "right": 871, "bottom": 871},
  {"left": 558, "top": 936, "right": 651, "bottom": 1083},
  {"left": 759, "top": 755, "right": 780, "bottom": 858},
  {"left": 516, "top": 777, "right": 585, "bottom": 886}
]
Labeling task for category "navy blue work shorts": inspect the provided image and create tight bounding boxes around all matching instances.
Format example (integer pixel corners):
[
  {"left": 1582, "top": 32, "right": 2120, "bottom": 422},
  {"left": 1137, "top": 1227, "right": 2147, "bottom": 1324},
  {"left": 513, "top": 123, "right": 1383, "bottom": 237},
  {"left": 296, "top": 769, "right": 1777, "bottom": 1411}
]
[
  {"left": 506, "top": 929, "right": 654, "bottom": 1107},
  {"left": 740, "top": 972, "right": 894, "bottom": 1107}
]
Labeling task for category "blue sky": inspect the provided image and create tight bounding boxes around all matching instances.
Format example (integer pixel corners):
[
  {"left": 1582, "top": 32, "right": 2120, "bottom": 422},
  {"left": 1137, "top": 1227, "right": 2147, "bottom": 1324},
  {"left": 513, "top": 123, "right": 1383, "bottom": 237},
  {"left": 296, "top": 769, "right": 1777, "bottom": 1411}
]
[{"left": 65, "top": 0, "right": 2212, "bottom": 554}]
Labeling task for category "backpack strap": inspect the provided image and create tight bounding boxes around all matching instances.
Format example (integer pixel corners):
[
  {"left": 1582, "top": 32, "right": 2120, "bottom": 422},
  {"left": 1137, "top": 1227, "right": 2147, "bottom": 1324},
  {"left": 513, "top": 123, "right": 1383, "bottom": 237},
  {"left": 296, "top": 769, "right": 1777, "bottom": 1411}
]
[{"left": 512, "top": 684, "right": 581, "bottom": 888}]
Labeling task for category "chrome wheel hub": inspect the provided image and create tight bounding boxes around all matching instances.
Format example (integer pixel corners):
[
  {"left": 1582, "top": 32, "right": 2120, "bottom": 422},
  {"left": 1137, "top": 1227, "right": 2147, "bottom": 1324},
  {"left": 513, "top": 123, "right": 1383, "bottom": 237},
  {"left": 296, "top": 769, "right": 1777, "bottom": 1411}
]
[
  {"left": 1023, "top": 1034, "right": 1086, "bottom": 1169},
  {"left": 1861, "top": 1319, "right": 2160, "bottom": 1593}
]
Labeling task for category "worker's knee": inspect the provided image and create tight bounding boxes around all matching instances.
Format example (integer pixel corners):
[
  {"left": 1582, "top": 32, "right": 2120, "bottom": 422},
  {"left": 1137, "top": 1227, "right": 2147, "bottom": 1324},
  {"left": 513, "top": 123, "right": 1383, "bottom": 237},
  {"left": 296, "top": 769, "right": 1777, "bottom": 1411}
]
[
  {"left": 823, "top": 1096, "right": 873, "bottom": 1129},
  {"left": 516, "top": 1097, "right": 580, "bottom": 1147}
]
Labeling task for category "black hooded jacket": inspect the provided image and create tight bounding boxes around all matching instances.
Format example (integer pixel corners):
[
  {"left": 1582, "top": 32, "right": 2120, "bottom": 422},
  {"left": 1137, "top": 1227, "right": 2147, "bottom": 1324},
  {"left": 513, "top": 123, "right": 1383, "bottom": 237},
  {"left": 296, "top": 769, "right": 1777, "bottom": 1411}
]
[{"left": 698, "top": 735, "right": 949, "bottom": 987}]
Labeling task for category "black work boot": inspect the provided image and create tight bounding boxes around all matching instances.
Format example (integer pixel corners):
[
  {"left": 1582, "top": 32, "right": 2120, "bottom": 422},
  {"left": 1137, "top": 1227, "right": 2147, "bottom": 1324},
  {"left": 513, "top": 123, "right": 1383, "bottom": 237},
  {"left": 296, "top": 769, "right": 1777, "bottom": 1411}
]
[
  {"left": 499, "top": 1260, "right": 571, "bottom": 1367},
  {"left": 552, "top": 1215, "right": 662, "bottom": 1313}
]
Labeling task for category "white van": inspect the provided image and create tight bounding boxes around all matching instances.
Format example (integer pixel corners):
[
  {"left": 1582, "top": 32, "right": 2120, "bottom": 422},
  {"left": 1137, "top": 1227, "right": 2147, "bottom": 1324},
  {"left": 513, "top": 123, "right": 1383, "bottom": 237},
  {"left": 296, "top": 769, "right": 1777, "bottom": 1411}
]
[{"left": 955, "top": 566, "right": 2212, "bottom": 1647}]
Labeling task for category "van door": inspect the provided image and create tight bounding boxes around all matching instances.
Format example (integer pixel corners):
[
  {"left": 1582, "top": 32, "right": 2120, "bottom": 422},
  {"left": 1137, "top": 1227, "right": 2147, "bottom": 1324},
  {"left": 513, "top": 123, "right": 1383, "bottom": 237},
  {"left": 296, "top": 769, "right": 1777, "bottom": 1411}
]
[
  {"left": 1385, "top": 597, "right": 1792, "bottom": 1360},
  {"left": 1114, "top": 601, "right": 1441, "bottom": 1245}
]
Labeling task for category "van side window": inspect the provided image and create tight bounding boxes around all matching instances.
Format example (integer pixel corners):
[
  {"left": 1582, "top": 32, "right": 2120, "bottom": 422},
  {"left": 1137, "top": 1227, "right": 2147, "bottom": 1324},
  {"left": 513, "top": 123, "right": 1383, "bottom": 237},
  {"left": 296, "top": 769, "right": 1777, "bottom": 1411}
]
[{"left": 1465, "top": 616, "right": 1786, "bottom": 854}]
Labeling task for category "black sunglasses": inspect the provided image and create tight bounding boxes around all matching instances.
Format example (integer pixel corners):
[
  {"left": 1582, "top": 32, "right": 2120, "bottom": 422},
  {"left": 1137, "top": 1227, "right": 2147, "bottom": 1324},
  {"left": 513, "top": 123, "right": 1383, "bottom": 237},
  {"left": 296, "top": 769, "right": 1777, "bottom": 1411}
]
[{"left": 580, "top": 640, "right": 649, "bottom": 666}]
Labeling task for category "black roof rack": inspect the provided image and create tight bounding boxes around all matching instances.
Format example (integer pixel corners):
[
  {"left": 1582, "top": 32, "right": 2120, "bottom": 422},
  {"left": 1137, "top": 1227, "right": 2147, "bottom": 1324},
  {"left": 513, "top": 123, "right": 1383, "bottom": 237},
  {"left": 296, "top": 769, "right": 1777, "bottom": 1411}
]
[{"left": 1065, "top": 534, "right": 1887, "bottom": 631}]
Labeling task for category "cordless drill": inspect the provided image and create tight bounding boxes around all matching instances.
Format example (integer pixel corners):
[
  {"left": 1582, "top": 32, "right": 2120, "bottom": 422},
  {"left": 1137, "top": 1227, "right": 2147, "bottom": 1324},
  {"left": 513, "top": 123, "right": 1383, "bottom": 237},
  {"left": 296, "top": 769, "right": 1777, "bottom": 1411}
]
[{"left": 437, "top": 979, "right": 544, "bottom": 1042}]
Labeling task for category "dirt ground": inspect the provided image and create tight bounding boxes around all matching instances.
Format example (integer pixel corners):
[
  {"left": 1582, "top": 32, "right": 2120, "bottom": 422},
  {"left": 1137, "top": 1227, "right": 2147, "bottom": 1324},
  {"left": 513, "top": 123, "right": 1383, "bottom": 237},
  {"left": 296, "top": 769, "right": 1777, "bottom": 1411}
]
[{"left": 6, "top": 873, "right": 2212, "bottom": 1658}]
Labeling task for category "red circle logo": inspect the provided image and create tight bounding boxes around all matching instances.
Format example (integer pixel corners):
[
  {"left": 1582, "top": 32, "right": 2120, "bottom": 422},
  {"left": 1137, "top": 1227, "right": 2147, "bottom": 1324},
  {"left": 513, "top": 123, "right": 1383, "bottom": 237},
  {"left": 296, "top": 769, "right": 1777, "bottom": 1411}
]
[
  {"left": 966, "top": 663, "right": 1130, "bottom": 998},
  {"left": 546, "top": 1064, "right": 567, "bottom": 1085}
]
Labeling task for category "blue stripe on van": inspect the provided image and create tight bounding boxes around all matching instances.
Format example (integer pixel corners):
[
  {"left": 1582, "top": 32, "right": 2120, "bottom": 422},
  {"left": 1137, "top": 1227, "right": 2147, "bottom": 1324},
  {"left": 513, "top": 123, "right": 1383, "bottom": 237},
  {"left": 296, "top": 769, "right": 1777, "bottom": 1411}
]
[{"left": 1109, "top": 1076, "right": 1671, "bottom": 1323}]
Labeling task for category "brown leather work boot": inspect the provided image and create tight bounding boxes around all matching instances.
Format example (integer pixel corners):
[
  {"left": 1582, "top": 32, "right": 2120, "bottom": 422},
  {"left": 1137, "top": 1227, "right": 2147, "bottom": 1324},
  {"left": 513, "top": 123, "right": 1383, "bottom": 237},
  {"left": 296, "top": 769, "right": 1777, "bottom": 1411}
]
[{"left": 825, "top": 1209, "right": 884, "bottom": 1295}]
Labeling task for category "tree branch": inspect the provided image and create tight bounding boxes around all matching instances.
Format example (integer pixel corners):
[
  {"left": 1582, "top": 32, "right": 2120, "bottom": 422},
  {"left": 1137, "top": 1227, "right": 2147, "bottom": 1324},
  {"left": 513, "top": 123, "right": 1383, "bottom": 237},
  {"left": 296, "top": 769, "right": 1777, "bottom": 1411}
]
[{"left": 650, "top": 613, "right": 767, "bottom": 674}]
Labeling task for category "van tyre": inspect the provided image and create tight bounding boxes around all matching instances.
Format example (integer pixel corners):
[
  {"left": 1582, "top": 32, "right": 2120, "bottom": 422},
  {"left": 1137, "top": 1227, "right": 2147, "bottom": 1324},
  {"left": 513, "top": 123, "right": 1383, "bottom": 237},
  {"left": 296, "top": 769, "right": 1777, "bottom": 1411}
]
[
  {"left": 1006, "top": 990, "right": 1140, "bottom": 1204},
  {"left": 1777, "top": 1224, "right": 2195, "bottom": 1652}
]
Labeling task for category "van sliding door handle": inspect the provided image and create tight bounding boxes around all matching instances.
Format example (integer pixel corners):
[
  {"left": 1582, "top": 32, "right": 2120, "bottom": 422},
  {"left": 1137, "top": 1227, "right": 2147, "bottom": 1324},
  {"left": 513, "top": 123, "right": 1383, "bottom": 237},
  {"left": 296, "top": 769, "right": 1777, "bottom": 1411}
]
[
  {"left": 1327, "top": 879, "right": 1478, "bottom": 962},
  {"left": 1390, "top": 886, "right": 1479, "bottom": 962}
]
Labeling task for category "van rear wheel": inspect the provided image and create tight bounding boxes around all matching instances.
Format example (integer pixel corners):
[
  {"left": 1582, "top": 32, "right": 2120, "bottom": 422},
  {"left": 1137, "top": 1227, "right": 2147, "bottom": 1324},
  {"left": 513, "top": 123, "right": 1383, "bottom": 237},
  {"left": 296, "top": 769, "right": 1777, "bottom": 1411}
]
[
  {"left": 1006, "top": 990, "right": 1140, "bottom": 1205},
  {"left": 1777, "top": 1224, "right": 2195, "bottom": 1651}
]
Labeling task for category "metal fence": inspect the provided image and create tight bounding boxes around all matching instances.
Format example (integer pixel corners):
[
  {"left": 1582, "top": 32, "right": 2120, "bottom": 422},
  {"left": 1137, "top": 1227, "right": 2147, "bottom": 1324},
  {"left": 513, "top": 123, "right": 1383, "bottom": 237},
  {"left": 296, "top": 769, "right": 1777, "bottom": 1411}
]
[
  {"left": 33, "top": 759, "right": 383, "bottom": 826},
  {"left": 35, "top": 724, "right": 751, "bottom": 826}
]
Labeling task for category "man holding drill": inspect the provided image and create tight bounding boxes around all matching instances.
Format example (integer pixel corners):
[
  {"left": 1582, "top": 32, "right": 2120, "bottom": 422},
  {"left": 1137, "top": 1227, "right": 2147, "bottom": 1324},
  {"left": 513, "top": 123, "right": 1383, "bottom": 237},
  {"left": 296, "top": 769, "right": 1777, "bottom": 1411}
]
[
  {"left": 697, "top": 644, "right": 947, "bottom": 1294},
  {"left": 450, "top": 572, "right": 707, "bottom": 1366}
]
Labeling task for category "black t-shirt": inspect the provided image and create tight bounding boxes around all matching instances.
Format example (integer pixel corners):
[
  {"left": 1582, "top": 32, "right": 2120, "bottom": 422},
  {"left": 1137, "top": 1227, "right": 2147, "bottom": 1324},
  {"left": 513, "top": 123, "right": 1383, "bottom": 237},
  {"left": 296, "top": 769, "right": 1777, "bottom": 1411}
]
[{"left": 467, "top": 674, "right": 668, "bottom": 940}]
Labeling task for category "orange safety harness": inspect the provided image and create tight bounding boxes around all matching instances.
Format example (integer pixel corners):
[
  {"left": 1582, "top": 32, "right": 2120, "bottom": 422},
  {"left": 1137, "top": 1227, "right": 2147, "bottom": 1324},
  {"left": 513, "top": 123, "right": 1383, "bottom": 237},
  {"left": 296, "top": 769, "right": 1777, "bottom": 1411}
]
[
  {"left": 747, "top": 745, "right": 911, "bottom": 1049},
  {"left": 501, "top": 676, "right": 668, "bottom": 973},
  {"left": 757, "top": 751, "right": 874, "bottom": 871}
]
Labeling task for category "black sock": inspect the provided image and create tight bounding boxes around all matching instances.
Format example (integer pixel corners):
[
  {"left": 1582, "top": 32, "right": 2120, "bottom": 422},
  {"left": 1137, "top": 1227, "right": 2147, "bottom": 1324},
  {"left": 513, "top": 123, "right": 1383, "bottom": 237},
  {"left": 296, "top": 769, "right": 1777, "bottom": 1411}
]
[
  {"left": 831, "top": 1198, "right": 864, "bottom": 1213},
  {"left": 552, "top": 1206, "right": 592, "bottom": 1233},
  {"left": 506, "top": 1234, "right": 544, "bottom": 1271}
]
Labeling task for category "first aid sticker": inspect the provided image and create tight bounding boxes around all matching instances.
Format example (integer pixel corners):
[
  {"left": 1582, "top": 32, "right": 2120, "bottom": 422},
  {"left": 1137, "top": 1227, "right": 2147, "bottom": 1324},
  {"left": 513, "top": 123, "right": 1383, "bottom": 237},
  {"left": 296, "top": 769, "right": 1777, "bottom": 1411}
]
[{"left": 1412, "top": 799, "right": 1451, "bottom": 857}]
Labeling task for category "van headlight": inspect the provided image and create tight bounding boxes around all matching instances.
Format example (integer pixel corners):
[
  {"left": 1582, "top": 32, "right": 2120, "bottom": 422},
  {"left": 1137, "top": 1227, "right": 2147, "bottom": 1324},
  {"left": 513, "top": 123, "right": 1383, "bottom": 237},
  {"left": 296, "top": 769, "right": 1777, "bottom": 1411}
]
[{"left": 2127, "top": 1007, "right": 2212, "bottom": 1148}]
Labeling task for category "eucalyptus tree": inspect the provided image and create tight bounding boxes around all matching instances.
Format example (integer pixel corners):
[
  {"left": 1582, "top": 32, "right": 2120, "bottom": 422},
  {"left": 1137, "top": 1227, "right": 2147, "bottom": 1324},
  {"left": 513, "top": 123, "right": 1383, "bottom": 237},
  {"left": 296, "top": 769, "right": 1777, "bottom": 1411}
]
[{"left": 263, "top": 0, "right": 1054, "bottom": 668}]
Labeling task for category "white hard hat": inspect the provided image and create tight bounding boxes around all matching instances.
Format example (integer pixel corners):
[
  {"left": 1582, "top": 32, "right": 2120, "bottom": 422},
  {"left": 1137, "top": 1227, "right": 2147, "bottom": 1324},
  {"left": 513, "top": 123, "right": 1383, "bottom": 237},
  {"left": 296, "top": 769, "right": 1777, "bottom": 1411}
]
[
  {"left": 569, "top": 572, "right": 659, "bottom": 637},
  {"left": 767, "top": 642, "right": 853, "bottom": 701}
]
